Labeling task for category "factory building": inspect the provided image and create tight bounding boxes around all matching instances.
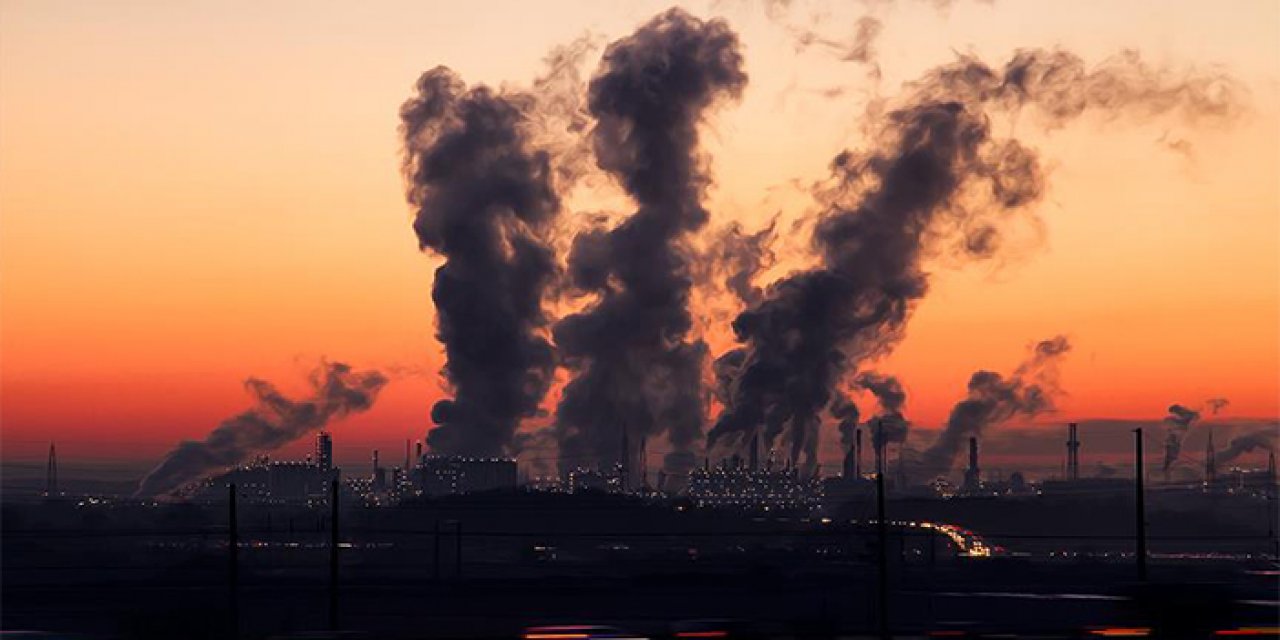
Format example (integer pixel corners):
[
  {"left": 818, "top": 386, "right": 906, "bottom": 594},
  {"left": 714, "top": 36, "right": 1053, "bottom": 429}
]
[
  {"left": 418, "top": 456, "right": 518, "bottom": 496},
  {"left": 687, "top": 455, "right": 820, "bottom": 511}
]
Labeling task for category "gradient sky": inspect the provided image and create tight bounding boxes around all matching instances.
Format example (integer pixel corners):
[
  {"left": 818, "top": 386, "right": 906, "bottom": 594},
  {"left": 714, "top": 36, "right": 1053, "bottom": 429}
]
[{"left": 2, "top": 0, "right": 1277, "bottom": 472}]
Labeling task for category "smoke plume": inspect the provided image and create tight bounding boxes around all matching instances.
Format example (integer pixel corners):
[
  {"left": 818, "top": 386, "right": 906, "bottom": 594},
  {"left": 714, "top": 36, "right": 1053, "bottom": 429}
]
[
  {"left": 830, "top": 394, "right": 860, "bottom": 447},
  {"left": 917, "top": 336, "right": 1071, "bottom": 479},
  {"left": 856, "top": 372, "right": 910, "bottom": 450},
  {"left": 1161, "top": 403, "right": 1200, "bottom": 472},
  {"left": 1205, "top": 397, "right": 1230, "bottom": 415},
  {"left": 1217, "top": 428, "right": 1277, "bottom": 466},
  {"left": 400, "top": 66, "right": 562, "bottom": 457},
  {"left": 550, "top": 9, "right": 747, "bottom": 475},
  {"left": 136, "top": 362, "right": 388, "bottom": 497},
  {"left": 710, "top": 219, "right": 779, "bottom": 307},
  {"left": 707, "top": 46, "right": 1237, "bottom": 473}
]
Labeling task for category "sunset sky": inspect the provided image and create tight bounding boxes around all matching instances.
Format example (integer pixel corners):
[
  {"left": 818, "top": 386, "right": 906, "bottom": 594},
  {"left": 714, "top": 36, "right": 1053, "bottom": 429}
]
[{"left": 2, "top": 0, "right": 1277, "bottom": 475}]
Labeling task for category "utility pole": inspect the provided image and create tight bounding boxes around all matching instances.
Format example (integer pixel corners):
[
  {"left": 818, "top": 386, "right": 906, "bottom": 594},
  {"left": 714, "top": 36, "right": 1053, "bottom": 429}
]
[
  {"left": 228, "top": 484, "right": 239, "bottom": 639},
  {"left": 877, "top": 463, "right": 890, "bottom": 640},
  {"left": 1134, "top": 428, "right": 1147, "bottom": 582},
  {"left": 329, "top": 478, "right": 339, "bottom": 631}
]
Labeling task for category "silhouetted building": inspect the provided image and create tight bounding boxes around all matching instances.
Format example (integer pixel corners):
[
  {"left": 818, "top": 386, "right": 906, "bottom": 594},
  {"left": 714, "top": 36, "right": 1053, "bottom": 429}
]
[
  {"left": 688, "top": 458, "right": 820, "bottom": 511},
  {"left": 420, "top": 456, "right": 517, "bottom": 496}
]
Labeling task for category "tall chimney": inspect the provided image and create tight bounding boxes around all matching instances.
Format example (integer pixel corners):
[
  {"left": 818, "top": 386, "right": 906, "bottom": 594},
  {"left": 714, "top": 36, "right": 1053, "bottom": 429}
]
[
  {"left": 1067, "top": 422, "right": 1080, "bottom": 481},
  {"left": 640, "top": 436, "right": 649, "bottom": 491},
  {"left": 620, "top": 428, "right": 630, "bottom": 492},
  {"left": 1204, "top": 429, "right": 1217, "bottom": 485},
  {"left": 843, "top": 440, "right": 857, "bottom": 479},
  {"left": 962, "top": 437, "right": 981, "bottom": 492},
  {"left": 415, "top": 440, "right": 423, "bottom": 463},
  {"left": 855, "top": 427, "right": 863, "bottom": 477},
  {"left": 46, "top": 442, "right": 58, "bottom": 497}
]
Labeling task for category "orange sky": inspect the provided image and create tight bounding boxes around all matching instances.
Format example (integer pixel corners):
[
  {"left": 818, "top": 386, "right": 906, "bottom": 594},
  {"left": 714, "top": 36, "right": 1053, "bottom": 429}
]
[{"left": 1, "top": 0, "right": 1277, "bottom": 468}]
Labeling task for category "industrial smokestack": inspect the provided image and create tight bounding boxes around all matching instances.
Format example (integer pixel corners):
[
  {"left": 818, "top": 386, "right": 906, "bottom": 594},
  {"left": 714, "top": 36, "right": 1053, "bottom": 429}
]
[
  {"left": 1067, "top": 422, "right": 1080, "bottom": 481},
  {"left": 855, "top": 427, "right": 863, "bottom": 477},
  {"left": 1205, "top": 429, "right": 1217, "bottom": 485},
  {"left": 136, "top": 362, "right": 387, "bottom": 498},
  {"left": 45, "top": 442, "right": 57, "bottom": 497},
  {"left": 843, "top": 440, "right": 857, "bottom": 479},
  {"left": 962, "top": 437, "right": 981, "bottom": 492},
  {"left": 551, "top": 8, "right": 747, "bottom": 476}
]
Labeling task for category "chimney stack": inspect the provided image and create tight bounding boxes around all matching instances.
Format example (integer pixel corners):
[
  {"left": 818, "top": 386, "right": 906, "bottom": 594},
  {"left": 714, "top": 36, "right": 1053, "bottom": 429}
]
[
  {"left": 46, "top": 442, "right": 58, "bottom": 497},
  {"left": 855, "top": 427, "right": 865, "bottom": 478},
  {"left": 1067, "top": 422, "right": 1080, "bottom": 481},
  {"left": 1204, "top": 429, "right": 1217, "bottom": 485},
  {"left": 962, "top": 437, "right": 981, "bottom": 492}
]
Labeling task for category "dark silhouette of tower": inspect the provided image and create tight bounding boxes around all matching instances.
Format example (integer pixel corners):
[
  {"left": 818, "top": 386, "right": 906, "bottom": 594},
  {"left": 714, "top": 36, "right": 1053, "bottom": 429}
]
[
  {"left": 404, "top": 439, "right": 410, "bottom": 471},
  {"left": 1204, "top": 429, "right": 1217, "bottom": 485},
  {"left": 855, "top": 427, "right": 863, "bottom": 478},
  {"left": 639, "top": 436, "right": 649, "bottom": 491},
  {"left": 874, "top": 420, "right": 885, "bottom": 475},
  {"left": 962, "top": 437, "right": 981, "bottom": 492},
  {"left": 316, "top": 431, "right": 333, "bottom": 472},
  {"left": 1066, "top": 422, "right": 1080, "bottom": 481},
  {"left": 620, "top": 428, "right": 629, "bottom": 493},
  {"left": 45, "top": 442, "right": 58, "bottom": 496},
  {"left": 843, "top": 440, "right": 857, "bottom": 479}
]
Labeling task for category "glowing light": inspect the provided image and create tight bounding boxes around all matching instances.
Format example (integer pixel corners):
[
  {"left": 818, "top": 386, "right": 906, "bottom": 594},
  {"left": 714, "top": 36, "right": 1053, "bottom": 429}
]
[{"left": 1089, "top": 628, "right": 1151, "bottom": 637}]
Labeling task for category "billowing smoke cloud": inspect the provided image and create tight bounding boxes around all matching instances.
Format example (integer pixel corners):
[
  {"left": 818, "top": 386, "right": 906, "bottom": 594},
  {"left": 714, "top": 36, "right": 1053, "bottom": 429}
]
[
  {"left": 707, "top": 46, "right": 1237, "bottom": 474},
  {"left": 1161, "top": 403, "right": 1200, "bottom": 472},
  {"left": 856, "top": 372, "right": 909, "bottom": 450},
  {"left": 710, "top": 220, "right": 778, "bottom": 306},
  {"left": 400, "top": 66, "right": 561, "bottom": 457},
  {"left": 552, "top": 9, "right": 748, "bottom": 474},
  {"left": 1217, "top": 428, "right": 1277, "bottom": 466},
  {"left": 1205, "top": 397, "right": 1230, "bottom": 415},
  {"left": 917, "top": 336, "right": 1071, "bottom": 479},
  {"left": 136, "top": 362, "right": 388, "bottom": 497},
  {"left": 830, "top": 394, "right": 860, "bottom": 447}
]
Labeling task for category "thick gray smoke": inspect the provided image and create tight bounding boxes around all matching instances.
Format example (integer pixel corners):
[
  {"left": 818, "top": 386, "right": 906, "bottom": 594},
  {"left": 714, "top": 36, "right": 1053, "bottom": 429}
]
[
  {"left": 711, "top": 220, "right": 778, "bottom": 306},
  {"left": 830, "top": 394, "right": 860, "bottom": 447},
  {"left": 917, "top": 336, "right": 1071, "bottom": 479},
  {"left": 136, "top": 362, "right": 388, "bottom": 497},
  {"left": 552, "top": 9, "right": 748, "bottom": 475},
  {"left": 706, "top": 47, "right": 1237, "bottom": 473},
  {"left": 1217, "top": 428, "right": 1278, "bottom": 466},
  {"left": 856, "top": 372, "right": 909, "bottom": 450},
  {"left": 400, "top": 66, "right": 561, "bottom": 457},
  {"left": 1161, "top": 403, "right": 1200, "bottom": 472}
]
